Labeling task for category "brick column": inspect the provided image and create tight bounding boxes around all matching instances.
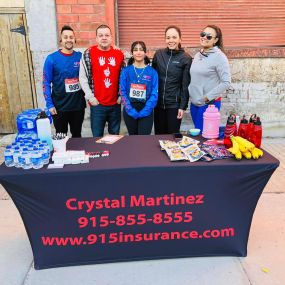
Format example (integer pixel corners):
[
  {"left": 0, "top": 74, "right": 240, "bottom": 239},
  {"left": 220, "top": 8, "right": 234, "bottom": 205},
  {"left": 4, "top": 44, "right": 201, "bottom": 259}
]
[{"left": 56, "top": 0, "right": 115, "bottom": 47}]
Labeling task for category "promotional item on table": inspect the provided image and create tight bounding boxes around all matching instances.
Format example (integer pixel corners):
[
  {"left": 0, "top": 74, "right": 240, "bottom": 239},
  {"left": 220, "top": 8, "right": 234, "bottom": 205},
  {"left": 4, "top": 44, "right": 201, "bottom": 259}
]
[
  {"left": 3, "top": 107, "right": 266, "bottom": 170},
  {"left": 96, "top": 134, "right": 124, "bottom": 144},
  {"left": 3, "top": 108, "right": 114, "bottom": 169},
  {"left": 202, "top": 104, "right": 221, "bottom": 139}
]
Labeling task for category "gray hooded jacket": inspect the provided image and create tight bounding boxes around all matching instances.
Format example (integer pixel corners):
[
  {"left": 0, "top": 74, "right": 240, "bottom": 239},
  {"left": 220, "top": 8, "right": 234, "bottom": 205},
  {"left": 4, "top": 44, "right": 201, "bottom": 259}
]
[{"left": 188, "top": 46, "right": 231, "bottom": 106}]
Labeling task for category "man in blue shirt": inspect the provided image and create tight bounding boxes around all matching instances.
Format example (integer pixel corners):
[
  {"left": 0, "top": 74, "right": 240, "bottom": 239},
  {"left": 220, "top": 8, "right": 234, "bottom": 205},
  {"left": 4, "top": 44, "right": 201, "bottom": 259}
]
[{"left": 43, "top": 25, "right": 86, "bottom": 137}]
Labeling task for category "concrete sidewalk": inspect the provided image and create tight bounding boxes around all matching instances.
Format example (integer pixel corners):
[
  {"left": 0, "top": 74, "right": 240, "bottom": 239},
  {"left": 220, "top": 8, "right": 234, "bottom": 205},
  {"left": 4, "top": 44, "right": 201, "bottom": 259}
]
[{"left": 0, "top": 139, "right": 284, "bottom": 285}]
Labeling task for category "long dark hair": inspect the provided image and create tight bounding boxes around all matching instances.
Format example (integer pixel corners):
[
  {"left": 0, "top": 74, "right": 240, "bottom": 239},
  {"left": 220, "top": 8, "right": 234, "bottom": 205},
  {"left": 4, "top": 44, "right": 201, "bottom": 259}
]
[
  {"left": 205, "top": 24, "right": 224, "bottom": 52},
  {"left": 127, "top": 41, "right": 151, "bottom": 66},
  {"left": 165, "top": 25, "right": 182, "bottom": 49}
]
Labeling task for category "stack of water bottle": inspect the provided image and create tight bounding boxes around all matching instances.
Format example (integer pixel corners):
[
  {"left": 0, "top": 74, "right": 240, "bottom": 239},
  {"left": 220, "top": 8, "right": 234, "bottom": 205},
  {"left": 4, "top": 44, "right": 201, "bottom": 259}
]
[
  {"left": 4, "top": 138, "right": 51, "bottom": 169},
  {"left": 4, "top": 108, "right": 53, "bottom": 169}
]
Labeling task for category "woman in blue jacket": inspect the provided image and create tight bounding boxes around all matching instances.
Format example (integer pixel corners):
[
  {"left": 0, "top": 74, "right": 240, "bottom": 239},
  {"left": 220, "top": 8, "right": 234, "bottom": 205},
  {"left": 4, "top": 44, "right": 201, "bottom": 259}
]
[{"left": 120, "top": 41, "right": 158, "bottom": 135}]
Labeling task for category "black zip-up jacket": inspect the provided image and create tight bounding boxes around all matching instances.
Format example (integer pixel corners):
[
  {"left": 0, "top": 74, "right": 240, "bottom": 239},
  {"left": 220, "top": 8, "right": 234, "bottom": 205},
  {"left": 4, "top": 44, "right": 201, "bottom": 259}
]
[{"left": 152, "top": 48, "right": 192, "bottom": 110}]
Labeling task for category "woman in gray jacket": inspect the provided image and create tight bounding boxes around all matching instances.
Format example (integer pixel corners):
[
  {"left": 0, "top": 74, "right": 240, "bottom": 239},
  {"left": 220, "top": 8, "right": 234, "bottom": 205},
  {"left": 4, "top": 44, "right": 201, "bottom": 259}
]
[{"left": 188, "top": 25, "right": 231, "bottom": 131}]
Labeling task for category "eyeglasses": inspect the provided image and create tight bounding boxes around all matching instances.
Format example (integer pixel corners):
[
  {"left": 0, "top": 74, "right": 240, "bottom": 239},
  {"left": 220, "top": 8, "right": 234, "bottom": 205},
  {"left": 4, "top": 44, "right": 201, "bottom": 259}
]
[{"left": 200, "top": 32, "right": 214, "bottom": 40}]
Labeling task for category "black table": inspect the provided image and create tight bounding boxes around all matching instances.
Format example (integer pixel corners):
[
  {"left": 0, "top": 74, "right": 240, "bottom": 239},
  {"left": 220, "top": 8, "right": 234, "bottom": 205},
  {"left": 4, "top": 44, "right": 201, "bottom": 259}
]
[{"left": 0, "top": 135, "right": 279, "bottom": 269}]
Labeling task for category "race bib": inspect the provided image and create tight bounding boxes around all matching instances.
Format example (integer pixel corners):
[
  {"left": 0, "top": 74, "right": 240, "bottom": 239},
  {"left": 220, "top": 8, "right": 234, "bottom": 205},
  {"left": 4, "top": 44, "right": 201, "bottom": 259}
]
[
  {"left": 65, "top": 78, "right": 81, "bottom": 93},
  {"left": 129, "top": 84, "right": 146, "bottom": 100}
]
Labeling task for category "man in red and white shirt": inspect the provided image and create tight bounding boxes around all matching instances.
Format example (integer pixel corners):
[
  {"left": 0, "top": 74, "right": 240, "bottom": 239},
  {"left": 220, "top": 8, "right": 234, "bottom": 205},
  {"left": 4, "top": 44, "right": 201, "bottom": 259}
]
[{"left": 80, "top": 24, "right": 124, "bottom": 137}]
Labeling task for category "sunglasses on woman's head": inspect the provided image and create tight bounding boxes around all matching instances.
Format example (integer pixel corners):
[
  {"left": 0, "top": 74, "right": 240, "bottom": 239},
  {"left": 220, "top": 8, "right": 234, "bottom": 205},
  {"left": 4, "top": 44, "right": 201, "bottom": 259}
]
[{"left": 200, "top": 32, "right": 214, "bottom": 40}]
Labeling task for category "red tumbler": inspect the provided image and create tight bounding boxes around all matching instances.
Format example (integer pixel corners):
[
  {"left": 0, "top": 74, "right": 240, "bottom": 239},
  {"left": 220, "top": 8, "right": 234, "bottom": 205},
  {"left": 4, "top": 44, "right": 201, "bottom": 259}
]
[
  {"left": 250, "top": 117, "right": 262, "bottom": 147},
  {"left": 237, "top": 115, "right": 248, "bottom": 139},
  {"left": 247, "top": 114, "right": 257, "bottom": 141},
  {"left": 223, "top": 114, "right": 237, "bottom": 148}
]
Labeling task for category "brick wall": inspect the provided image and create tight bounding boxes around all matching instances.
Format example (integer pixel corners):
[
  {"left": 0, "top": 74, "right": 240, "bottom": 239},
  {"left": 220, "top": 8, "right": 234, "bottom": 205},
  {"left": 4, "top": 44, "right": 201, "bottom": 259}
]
[{"left": 55, "top": 0, "right": 113, "bottom": 47}]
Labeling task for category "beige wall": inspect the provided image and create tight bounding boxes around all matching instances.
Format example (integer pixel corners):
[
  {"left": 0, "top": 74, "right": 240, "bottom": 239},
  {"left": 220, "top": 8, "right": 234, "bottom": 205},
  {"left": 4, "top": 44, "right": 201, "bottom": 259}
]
[
  {"left": 0, "top": 0, "right": 24, "bottom": 8},
  {"left": 225, "top": 58, "right": 285, "bottom": 137}
]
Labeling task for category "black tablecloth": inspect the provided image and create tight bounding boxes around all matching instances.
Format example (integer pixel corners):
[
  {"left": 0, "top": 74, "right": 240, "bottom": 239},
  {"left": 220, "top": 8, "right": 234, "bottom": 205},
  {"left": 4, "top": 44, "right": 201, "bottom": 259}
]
[{"left": 0, "top": 135, "right": 280, "bottom": 269}]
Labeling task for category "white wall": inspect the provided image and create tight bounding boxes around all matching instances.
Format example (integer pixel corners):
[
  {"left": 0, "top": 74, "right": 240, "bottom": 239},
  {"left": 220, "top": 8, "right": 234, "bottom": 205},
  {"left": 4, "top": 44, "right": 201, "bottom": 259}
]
[{"left": 25, "top": 0, "right": 58, "bottom": 109}]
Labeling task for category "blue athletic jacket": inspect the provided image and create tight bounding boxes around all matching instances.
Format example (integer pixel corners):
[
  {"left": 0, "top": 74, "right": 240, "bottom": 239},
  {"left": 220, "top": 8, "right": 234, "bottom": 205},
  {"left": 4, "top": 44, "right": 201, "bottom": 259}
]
[
  {"left": 43, "top": 50, "right": 86, "bottom": 112},
  {"left": 119, "top": 65, "right": 158, "bottom": 119}
]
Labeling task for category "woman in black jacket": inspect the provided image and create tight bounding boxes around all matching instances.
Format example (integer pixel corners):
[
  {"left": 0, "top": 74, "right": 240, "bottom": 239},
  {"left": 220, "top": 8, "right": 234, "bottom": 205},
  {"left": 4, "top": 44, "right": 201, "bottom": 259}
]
[{"left": 152, "top": 25, "right": 192, "bottom": 134}]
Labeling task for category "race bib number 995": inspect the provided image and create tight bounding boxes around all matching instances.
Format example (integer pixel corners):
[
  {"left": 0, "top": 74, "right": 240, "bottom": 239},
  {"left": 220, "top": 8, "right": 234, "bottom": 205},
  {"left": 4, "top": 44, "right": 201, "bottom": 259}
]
[{"left": 65, "top": 78, "right": 81, "bottom": 93}]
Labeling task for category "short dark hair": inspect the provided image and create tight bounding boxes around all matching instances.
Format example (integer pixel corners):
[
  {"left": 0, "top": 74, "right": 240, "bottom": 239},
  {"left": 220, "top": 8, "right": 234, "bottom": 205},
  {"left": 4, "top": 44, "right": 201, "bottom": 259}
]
[
  {"left": 128, "top": 41, "right": 151, "bottom": 66},
  {"left": 96, "top": 24, "right": 111, "bottom": 35},
  {"left": 61, "top": 25, "right": 74, "bottom": 34}
]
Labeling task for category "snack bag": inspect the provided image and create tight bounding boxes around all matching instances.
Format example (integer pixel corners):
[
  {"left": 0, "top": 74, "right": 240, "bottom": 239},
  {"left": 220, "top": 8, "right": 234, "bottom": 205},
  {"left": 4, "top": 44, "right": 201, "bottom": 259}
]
[
  {"left": 167, "top": 148, "right": 189, "bottom": 161},
  {"left": 201, "top": 145, "right": 233, "bottom": 160},
  {"left": 159, "top": 140, "right": 178, "bottom": 151},
  {"left": 182, "top": 145, "right": 205, "bottom": 162},
  {"left": 177, "top": 136, "right": 200, "bottom": 148}
]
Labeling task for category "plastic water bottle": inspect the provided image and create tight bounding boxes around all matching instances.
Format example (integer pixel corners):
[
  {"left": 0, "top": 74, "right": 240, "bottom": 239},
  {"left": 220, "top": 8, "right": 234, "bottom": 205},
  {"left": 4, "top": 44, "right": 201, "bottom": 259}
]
[
  {"left": 12, "top": 145, "right": 20, "bottom": 153},
  {"left": 202, "top": 105, "right": 221, "bottom": 139},
  {"left": 40, "top": 142, "right": 50, "bottom": 164},
  {"left": 18, "top": 150, "right": 25, "bottom": 169},
  {"left": 11, "top": 142, "right": 17, "bottom": 149},
  {"left": 21, "top": 148, "right": 32, "bottom": 170},
  {"left": 36, "top": 111, "right": 53, "bottom": 151},
  {"left": 19, "top": 143, "right": 25, "bottom": 151},
  {"left": 31, "top": 148, "right": 43, "bottom": 169},
  {"left": 13, "top": 150, "right": 21, "bottom": 168},
  {"left": 33, "top": 138, "right": 41, "bottom": 147},
  {"left": 4, "top": 146, "right": 14, "bottom": 167}
]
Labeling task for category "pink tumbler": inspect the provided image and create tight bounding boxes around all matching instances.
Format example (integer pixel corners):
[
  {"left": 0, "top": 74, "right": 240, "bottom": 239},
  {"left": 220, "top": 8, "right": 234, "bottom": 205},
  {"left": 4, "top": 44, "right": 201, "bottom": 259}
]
[{"left": 202, "top": 105, "right": 221, "bottom": 139}]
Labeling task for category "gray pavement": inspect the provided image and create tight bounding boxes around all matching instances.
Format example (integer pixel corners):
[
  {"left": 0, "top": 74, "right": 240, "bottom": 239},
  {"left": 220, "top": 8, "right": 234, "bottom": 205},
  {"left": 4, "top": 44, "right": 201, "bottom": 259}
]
[{"left": 0, "top": 138, "right": 284, "bottom": 285}]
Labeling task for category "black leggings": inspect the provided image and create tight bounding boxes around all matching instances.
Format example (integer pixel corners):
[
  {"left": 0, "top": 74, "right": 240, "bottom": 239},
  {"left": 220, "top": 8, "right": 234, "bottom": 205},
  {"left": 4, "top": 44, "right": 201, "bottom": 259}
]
[
  {"left": 52, "top": 110, "right": 85, "bottom": 138},
  {"left": 123, "top": 109, "right": 153, "bottom": 135},
  {"left": 154, "top": 107, "right": 181, "bottom": 134}
]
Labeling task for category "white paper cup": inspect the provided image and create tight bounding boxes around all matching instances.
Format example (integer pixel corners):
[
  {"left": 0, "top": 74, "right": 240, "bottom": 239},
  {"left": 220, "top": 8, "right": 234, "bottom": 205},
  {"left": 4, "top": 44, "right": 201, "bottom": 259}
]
[{"left": 52, "top": 139, "right": 66, "bottom": 152}]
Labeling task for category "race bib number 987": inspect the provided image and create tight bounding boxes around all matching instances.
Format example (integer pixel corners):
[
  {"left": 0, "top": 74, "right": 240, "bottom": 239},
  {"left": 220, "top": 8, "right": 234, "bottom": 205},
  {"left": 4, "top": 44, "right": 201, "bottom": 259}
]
[
  {"left": 65, "top": 78, "right": 81, "bottom": 93},
  {"left": 129, "top": 83, "right": 146, "bottom": 100}
]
